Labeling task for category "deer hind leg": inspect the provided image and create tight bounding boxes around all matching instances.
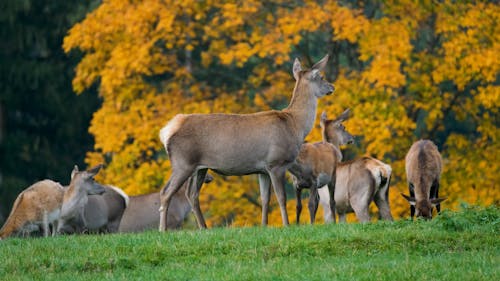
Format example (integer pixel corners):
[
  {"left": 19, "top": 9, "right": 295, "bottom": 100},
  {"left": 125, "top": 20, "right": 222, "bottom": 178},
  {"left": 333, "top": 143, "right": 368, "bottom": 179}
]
[
  {"left": 159, "top": 168, "right": 194, "bottom": 231},
  {"left": 259, "top": 173, "right": 271, "bottom": 226},
  {"left": 187, "top": 168, "right": 209, "bottom": 229},
  {"left": 268, "top": 167, "right": 289, "bottom": 226},
  {"left": 308, "top": 186, "right": 319, "bottom": 224},
  {"left": 374, "top": 175, "right": 393, "bottom": 221}
]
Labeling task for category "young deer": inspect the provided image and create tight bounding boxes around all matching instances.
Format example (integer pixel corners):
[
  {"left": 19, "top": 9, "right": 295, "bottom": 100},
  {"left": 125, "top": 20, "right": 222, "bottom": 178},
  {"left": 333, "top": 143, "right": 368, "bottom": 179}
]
[
  {"left": 401, "top": 140, "right": 446, "bottom": 219},
  {"left": 158, "top": 55, "right": 335, "bottom": 231},
  {"left": 0, "top": 180, "right": 64, "bottom": 239},
  {"left": 58, "top": 165, "right": 129, "bottom": 234},
  {"left": 319, "top": 157, "right": 394, "bottom": 222},
  {"left": 288, "top": 109, "right": 353, "bottom": 224},
  {"left": 118, "top": 174, "right": 213, "bottom": 233},
  {"left": 314, "top": 111, "right": 394, "bottom": 223}
]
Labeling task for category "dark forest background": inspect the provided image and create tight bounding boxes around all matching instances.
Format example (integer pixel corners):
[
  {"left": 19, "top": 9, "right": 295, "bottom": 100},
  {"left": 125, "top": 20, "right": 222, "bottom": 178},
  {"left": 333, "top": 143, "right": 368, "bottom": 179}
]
[{"left": 0, "top": 1, "right": 101, "bottom": 222}]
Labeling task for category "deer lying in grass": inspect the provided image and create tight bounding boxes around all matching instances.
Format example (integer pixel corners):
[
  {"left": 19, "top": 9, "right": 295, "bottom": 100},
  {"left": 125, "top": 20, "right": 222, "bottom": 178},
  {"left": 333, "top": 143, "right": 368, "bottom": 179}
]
[
  {"left": 118, "top": 174, "right": 213, "bottom": 233},
  {"left": 318, "top": 156, "right": 394, "bottom": 222},
  {"left": 401, "top": 139, "right": 446, "bottom": 219},
  {"left": 288, "top": 109, "right": 353, "bottom": 224},
  {"left": 57, "top": 165, "right": 129, "bottom": 234},
  {"left": 0, "top": 180, "right": 64, "bottom": 239},
  {"left": 158, "top": 55, "right": 335, "bottom": 231}
]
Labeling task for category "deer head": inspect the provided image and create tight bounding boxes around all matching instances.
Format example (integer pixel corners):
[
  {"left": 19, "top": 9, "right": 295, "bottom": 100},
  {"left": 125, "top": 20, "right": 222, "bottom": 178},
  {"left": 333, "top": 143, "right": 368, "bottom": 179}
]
[
  {"left": 293, "top": 54, "right": 335, "bottom": 98},
  {"left": 401, "top": 193, "right": 447, "bottom": 219},
  {"left": 320, "top": 109, "right": 354, "bottom": 147}
]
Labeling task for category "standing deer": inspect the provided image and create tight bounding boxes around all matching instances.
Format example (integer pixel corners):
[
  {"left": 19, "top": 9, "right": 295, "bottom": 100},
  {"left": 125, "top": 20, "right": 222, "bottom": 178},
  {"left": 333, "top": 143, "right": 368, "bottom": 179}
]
[
  {"left": 57, "top": 165, "right": 129, "bottom": 234},
  {"left": 401, "top": 139, "right": 446, "bottom": 219},
  {"left": 318, "top": 156, "right": 394, "bottom": 222},
  {"left": 158, "top": 54, "right": 335, "bottom": 231},
  {"left": 288, "top": 109, "right": 353, "bottom": 224},
  {"left": 118, "top": 174, "right": 213, "bottom": 233},
  {"left": 0, "top": 180, "right": 64, "bottom": 239},
  {"left": 306, "top": 110, "right": 394, "bottom": 223}
]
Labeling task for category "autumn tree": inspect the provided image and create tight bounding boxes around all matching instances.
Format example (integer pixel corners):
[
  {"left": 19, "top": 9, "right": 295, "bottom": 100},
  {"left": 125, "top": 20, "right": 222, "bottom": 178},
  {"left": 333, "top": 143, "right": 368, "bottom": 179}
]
[{"left": 64, "top": 0, "right": 499, "bottom": 226}]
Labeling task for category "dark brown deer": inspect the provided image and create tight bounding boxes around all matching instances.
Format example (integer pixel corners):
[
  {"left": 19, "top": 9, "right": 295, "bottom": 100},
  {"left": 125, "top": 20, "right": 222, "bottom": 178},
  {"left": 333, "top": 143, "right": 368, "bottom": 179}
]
[
  {"left": 57, "top": 165, "right": 129, "bottom": 233},
  {"left": 118, "top": 174, "right": 213, "bottom": 233},
  {"left": 401, "top": 140, "right": 446, "bottom": 219},
  {"left": 0, "top": 180, "right": 64, "bottom": 239},
  {"left": 288, "top": 109, "right": 353, "bottom": 224},
  {"left": 158, "top": 55, "right": 334, "bottom": 231}
]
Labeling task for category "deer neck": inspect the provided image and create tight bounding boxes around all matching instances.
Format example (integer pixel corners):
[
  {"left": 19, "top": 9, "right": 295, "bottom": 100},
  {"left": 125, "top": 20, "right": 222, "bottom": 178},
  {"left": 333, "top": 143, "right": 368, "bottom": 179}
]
[{"left": 284, "top": 81, "right": 318, "bottom": 140}]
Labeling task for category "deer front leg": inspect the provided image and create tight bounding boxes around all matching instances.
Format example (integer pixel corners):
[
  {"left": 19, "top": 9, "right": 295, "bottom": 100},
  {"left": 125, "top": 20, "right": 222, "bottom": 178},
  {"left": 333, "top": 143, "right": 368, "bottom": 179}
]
[
  {"left": 295, "top": 185, "right": 303, "bottom": 224},
  {"left": 308, "top": 186, "right": 319, "bottom": 224},
  {"left": 259, "top": 173, "right": 271, "bottom": 226},
  {"left": 268, "top": 167, "right": 289, "bottom": 226}
]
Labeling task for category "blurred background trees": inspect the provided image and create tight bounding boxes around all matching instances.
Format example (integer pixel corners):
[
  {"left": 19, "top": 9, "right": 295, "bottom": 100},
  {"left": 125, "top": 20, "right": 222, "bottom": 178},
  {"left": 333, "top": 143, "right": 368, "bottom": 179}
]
[
  {"left": 1, "top": 0, "right": 498, "bottom": 226},
  {"left": 0, "top": 0, "right": 100, "bottom": 221}
]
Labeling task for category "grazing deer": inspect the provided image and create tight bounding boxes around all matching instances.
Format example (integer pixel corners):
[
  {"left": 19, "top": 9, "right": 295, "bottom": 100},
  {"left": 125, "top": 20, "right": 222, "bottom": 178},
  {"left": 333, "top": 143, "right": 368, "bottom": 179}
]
[
  {"left": 288, "top": 109, "right": 353, "bottom": 224},
  {"left": 318, "top": 156, "right": 394, "bottom": 222},
  {"left": 158, "top": 54, "right": 335, "bottom": 231},
  {"left": 0, "top": 180, "right": 64, "bottom": 239},
  {"left": 401, "top": 140, "right": 446, "bottom": 219},
  {"left": 57, "top": 165, "right": 129, "bottom": 234},
  {"left": 118, "top": 174, "right": 213, "bottom": 233}
]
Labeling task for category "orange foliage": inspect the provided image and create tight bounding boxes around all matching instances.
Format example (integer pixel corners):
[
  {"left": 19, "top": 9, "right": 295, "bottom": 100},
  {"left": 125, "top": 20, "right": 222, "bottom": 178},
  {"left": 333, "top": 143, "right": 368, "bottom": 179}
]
[{"left": 65, "top": 0, "right": 499, "bottom": 227}]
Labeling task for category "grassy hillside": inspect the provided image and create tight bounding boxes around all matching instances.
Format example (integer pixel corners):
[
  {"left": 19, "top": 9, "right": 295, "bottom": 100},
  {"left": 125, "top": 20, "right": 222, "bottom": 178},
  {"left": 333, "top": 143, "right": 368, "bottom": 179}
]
[{"left": 0, "top": 205, "right": 498, "bottom": 280}]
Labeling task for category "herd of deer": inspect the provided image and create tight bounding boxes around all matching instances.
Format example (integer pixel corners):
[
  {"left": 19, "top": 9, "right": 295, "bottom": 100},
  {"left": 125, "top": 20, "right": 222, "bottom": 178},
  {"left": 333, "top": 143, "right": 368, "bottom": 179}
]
[{"left": 0, "top": 55, "right": 447, "bottom": 239}]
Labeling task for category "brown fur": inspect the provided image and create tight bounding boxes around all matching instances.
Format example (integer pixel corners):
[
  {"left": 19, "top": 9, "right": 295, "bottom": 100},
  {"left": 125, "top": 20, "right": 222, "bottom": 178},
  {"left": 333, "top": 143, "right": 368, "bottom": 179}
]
[
  {"left": 58, "top": 165, "right": 128, "bottom": 234},
  {"left": 158, "top": 55, "right": 335, "bottom": 231},
  {"left": 288, "top": 109, "right": 353, "bottom": 224},
  {"left": 0, "top": 180, "right": 64, "bottom": 239},
  {"left": 319, "top": 156, "right": 394, "bottom": 222},
  {"left": 118, "top": 174, "right": 213, "bottom": 233},
  {"left": 403, "top": 139, "right": 446, "bottom": 219}
]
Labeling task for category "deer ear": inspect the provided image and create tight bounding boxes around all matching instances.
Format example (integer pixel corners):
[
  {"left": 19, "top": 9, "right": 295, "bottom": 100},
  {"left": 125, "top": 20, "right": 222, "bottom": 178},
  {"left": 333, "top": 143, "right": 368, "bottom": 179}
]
[
  {"left": 311, "top": 54, "right": 329, "bottom": 71},
  {"left": 401, "top": 193, "right": 416, "bottom": 205},
  {"left": 86, "top": 164, "right": 103, "bottom": 177},
  {"left": 293, "top": 58, "right": 302, "bottom": 81},
  {"left": 320, "top": 111, "right": 327, "bottom": 126},
  {"left": 430, "top": 197, "right": 447, "bottom": 206},
  {"left": 71, "top": 165, "right": 79, "bottom": 180}
]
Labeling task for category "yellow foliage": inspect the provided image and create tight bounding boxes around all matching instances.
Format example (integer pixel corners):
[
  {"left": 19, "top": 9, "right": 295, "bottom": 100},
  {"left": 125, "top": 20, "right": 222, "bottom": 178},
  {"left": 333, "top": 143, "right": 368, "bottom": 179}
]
[{"left": 65, "top": 0, "right": 499, "bottom": 228}]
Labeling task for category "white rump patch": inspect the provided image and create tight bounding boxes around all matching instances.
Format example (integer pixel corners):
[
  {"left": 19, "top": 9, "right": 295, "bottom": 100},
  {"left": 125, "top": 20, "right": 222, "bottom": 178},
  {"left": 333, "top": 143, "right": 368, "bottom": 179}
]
[
  {"left": 107, "top": 185, "right": 130, "bottom": 207},
  {"left": 159, "top": 114, "right": 186, "bottom": 150}
]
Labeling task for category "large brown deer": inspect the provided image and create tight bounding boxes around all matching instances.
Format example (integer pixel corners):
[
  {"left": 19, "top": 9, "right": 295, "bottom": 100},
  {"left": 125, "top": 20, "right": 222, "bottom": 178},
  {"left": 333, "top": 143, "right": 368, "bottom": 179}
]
[
  {"left": 401, "top": 139, "right": 446, "bottom": 219},
  {"left": 318, "top": 157, "right": 394, "bottom": 222},
  {"left": 118, "top": 174, "right": 213, "bottom": 233},
  {"left": 0, "top": 180, "right": 64, "bottom": 239},
  {"left": 158, "top": 55, "right": 335, "bottom": 231},
  {"left": 288, "top": 109, "right": 353, "bottom": 224},
  {"left": 57, "top": 165, "right": 129, "bottom": 233}
]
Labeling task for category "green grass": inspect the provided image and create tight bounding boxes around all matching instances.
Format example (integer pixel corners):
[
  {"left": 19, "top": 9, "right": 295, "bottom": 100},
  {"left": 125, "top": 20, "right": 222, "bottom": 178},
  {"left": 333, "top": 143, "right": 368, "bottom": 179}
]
[{"left": 1, "top": 205, "right": 498, "bottom": 280}]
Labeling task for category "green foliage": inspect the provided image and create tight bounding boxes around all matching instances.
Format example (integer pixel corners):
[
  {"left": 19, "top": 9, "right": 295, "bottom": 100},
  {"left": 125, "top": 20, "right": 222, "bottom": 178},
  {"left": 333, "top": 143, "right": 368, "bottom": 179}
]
[
  {"left": 0, "top": 207, "right": 498, "bottom": 280},
  {"left": 433, "top": 204, "right": 500, "bottom": 232}
]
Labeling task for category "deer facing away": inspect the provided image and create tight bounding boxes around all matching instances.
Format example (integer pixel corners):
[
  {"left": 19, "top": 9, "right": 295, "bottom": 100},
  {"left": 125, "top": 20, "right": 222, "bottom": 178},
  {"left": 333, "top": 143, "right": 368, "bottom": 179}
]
[
  {"left": 158, "top": 54, "right": 335, "bottom": 231},
  {"left": 401, "top": 139, "right": 446, "bottom": 219}
]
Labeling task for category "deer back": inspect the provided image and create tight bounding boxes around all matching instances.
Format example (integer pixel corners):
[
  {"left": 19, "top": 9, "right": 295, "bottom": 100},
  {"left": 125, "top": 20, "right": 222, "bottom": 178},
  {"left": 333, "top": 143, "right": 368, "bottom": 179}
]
[{"left": 0, "top": 180, "right": 64, "bottom": 239}]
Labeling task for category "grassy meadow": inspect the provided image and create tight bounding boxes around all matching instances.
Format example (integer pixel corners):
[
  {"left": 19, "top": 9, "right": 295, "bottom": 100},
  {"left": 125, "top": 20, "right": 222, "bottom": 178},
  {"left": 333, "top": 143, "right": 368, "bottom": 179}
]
[{"left": 0, "top": 205, "right": 498, "bottom": 280}]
